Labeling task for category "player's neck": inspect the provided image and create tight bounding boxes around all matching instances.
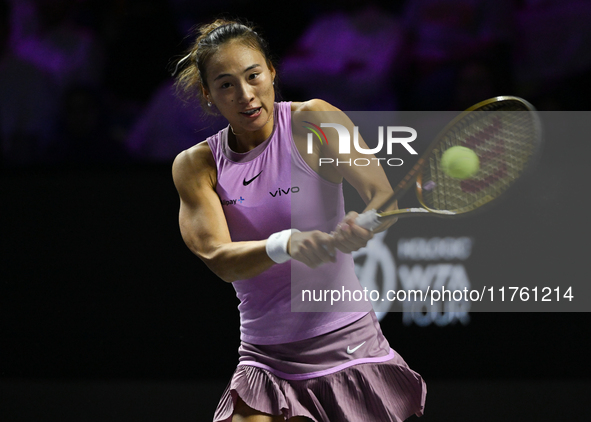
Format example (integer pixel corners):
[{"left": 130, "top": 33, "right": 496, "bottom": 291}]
[{"left": 229, "top": 116, "right": 275, "bottom": 153}]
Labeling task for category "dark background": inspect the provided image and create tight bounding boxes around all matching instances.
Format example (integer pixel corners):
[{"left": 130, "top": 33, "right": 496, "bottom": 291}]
[{"left": 1, "top": 0, "right": 590, "bottom": 421}]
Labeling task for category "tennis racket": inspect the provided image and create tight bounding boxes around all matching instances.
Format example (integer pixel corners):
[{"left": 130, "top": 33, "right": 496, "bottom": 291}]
[{"left": 355, "top": 96, "right": 543, "bottom": 230}]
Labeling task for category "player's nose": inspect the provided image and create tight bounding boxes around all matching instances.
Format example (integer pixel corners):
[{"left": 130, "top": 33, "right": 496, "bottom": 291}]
[{"left": 237, "top": 81, "right": 255, "bottom": 104}]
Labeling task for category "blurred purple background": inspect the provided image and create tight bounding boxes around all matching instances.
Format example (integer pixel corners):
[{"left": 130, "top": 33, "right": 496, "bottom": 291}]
[{"left": 1, "top": 0, "right": 590, "bottom": 168}]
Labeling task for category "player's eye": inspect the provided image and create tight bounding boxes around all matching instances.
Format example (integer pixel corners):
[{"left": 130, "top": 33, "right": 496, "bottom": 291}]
[{"left": 248, "top": 73, "right": 260, "bottom": 80}]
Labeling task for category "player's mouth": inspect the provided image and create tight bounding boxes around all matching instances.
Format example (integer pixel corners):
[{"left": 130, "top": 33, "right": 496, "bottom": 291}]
[{"left": 240, "top": 107, "right": 262, "bottom": 118}]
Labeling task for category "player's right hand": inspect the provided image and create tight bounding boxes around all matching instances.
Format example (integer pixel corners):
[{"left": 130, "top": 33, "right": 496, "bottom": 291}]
[{"left": 288, "top": 230, "right": 336, "bottom": 269}]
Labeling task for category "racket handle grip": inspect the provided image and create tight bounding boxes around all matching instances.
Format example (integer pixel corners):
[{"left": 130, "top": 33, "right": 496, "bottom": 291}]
[{"left": 355, "top": 209, "right": 380, "bottom": 231}]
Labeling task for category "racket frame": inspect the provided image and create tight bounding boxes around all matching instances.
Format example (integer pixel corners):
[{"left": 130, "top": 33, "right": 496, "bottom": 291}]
[{"left": 363, "top": 96, "right": 542, "bottom": 226}]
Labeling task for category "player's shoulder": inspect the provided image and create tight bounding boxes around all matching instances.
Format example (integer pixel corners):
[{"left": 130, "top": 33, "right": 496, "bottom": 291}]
[
  {"left": 172, "top": 140, "right": 215, "bottom": 182},
  {"left": 291, "top": 99, "right": 342, "bottom": 113}
]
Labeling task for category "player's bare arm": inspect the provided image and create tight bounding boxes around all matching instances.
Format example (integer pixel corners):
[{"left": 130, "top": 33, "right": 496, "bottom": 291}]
[{"left": 173, "top": 142, "right": 275, "bottom": 283}]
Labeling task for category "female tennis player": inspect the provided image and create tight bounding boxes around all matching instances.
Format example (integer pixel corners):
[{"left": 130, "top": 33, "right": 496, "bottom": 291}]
[{"left": 172, "top": 19, "right": 426, "bottom": 422}]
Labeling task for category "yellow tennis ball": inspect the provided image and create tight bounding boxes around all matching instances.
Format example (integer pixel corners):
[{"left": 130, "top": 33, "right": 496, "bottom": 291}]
[{"left": 441, "top": 146, "right": 480, "bottom": 180}]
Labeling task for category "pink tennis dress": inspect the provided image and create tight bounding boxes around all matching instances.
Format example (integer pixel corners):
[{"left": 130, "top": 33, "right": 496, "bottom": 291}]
[{"left": 206, "top": 102, "right": 426, "bottom": 421}]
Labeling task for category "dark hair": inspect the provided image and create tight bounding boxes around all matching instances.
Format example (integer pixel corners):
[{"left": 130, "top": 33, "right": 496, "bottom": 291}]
[{"left": 174, "top": 19, "right": 274, "bottom": 114}]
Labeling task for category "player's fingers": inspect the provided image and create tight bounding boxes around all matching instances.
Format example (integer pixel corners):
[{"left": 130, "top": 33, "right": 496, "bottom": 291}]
[
  {"left": 334, "top": 222, "right": 372, "bottom": 252},
  {"left": 348, "top": 222, "right": 374, "bottom": 243},
  {"left": 292, "top": 231, "right": 335, "bottom": 267},
  {"left": 305, "top": 243, "right": 334, "bottom": 267},
  {"left": 334, "top": 238, "right": 360, "bottom": 253},
  {"left": 291, "top": 249, "right": 321, "bottom": 268},
  {"left": 333, "top": 222, "right": 355, "bottom": 245},
  {"left": 333, "top": 227, "right": 360, "bottom": 253},
  {"left": 315, "top": 233, "right": 336, "bottom": 263},
  {"left": 342, "top": 211, "right": 375, "bottom": 241},
  {"left": 290, "top": 232, "right": 319, "bottom": 267},
  {"left": 347, "top": 218, "right": 374, "bottom": 243}
]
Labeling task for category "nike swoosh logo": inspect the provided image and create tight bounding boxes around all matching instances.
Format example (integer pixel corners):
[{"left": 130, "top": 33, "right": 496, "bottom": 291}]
[
  {"left": 346, "top": 341, "right": 366, "bottom": 355},
  {"left": 243, "top": 170, "right": 263, "bottom": 186}
]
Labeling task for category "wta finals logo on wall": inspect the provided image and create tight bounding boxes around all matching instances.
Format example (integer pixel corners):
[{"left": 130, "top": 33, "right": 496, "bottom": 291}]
[{"left": 353, "top": 232, "right": 472, "bottom": 327}]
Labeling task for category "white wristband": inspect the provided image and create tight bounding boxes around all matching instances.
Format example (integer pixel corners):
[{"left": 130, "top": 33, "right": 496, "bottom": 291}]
[{"left": 266, "top": 229, "right": 300, "bottom": 264}]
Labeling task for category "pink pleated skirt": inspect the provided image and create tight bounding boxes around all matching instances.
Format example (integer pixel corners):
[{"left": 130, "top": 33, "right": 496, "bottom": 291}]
[{"left": 213, "top": 312, "right": 426, "bottom": 421}]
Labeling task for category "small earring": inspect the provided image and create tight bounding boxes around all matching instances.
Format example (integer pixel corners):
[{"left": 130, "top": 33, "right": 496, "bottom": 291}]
[{"left": 207, "top": 101, "right": 212, "bottom": 107}]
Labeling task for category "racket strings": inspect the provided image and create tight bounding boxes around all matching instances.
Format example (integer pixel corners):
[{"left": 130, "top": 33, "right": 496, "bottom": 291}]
[{"left": 419, "top": 102, "right": 540, "bottom": 214}]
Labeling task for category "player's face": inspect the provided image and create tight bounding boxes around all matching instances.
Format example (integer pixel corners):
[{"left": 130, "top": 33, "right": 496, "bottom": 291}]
[{"left": 203, "top": 40, "right": 276, "bottom": 141}]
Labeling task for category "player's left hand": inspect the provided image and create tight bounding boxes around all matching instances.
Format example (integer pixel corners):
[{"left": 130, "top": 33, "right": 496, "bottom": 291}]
[{"left": 332, "top": 211, "right": 373, "bottom": 253}]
